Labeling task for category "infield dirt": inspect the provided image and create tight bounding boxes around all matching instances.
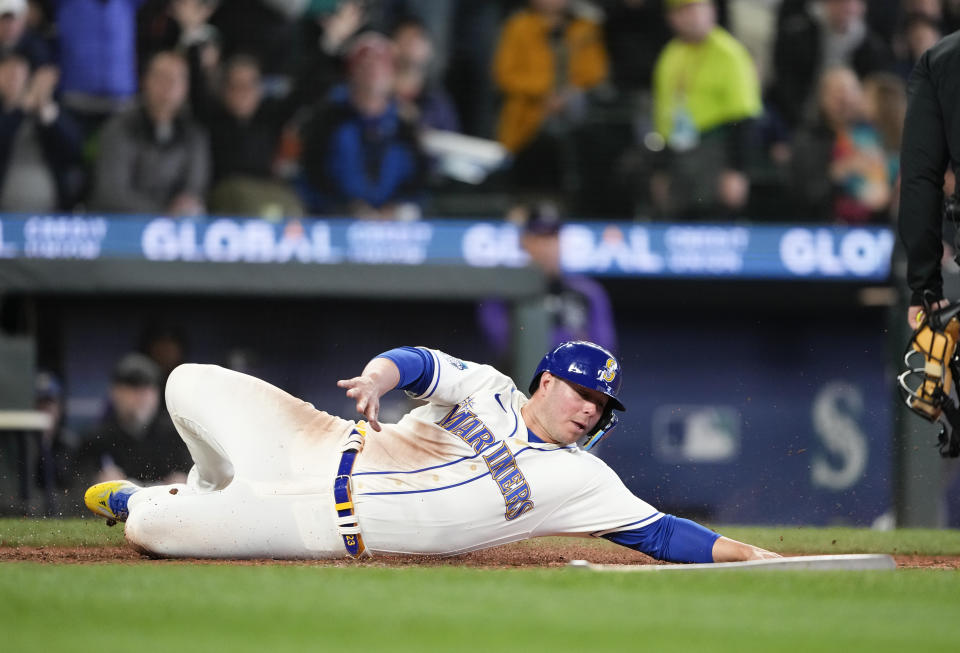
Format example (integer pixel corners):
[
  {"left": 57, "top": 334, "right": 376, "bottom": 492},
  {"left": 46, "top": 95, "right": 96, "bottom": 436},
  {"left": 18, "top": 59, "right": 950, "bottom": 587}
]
[{"left": 3, "top": 542, "right": 959, "bottom": 569}]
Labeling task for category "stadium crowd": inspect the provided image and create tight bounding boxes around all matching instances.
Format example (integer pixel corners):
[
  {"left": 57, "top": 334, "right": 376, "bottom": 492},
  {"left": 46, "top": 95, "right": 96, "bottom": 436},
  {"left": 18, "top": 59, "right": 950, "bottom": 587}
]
[{"left": 0, "top": 0, "right": 951, "bottom": 222}]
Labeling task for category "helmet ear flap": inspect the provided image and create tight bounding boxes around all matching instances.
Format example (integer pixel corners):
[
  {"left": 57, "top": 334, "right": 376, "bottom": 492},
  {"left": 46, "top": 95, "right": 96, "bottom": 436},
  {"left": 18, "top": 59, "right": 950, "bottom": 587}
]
[{"left": 528, "top": 371, "right": 545, "bottom": 396}]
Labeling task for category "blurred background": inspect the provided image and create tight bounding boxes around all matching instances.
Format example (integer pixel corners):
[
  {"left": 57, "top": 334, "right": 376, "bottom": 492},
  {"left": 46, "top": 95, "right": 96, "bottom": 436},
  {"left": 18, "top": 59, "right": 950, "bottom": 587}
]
[{"left": 0, "top": 0, "right": 957, "bottom": 529}]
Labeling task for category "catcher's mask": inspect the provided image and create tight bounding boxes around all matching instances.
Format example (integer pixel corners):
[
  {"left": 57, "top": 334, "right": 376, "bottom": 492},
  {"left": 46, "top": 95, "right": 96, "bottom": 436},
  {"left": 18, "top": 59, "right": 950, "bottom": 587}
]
[
  {"left": 529, "top": 341, "right": 625, "bottom": 451},
  {"left": 898, "top": 294, "right": 960, "bottom": 457}
]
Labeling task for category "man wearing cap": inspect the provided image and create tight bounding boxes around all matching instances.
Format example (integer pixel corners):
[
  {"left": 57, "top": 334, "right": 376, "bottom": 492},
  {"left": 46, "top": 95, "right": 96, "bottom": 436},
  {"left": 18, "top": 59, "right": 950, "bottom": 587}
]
[
  {"left": 478, "top": 201, "right": 617, "bottom": 363},
  {"left": 79, "top": 353, "right": 191, "bottom": 486},
  {"left": 84, "top": 342, "right": 776, "bottom": 562},
  {"left": 650, "top": 0, "right": 762, "bottom": 219},
  {"left": 0, "top": 0, "right": 53, "bottom": 69}
]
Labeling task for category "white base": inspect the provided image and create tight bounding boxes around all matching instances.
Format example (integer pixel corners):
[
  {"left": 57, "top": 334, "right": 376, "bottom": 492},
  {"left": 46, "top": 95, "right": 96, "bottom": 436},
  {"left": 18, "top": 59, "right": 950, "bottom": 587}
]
[{"left": 568, "top": 554, "right": 897, "bottom": 572}]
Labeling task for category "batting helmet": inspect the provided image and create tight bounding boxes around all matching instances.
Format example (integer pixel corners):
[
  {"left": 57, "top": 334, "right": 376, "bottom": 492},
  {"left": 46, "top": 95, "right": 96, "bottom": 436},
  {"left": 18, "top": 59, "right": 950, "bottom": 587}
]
[{"left": 528, "top": 341, "right": 625, "bottom": 450}]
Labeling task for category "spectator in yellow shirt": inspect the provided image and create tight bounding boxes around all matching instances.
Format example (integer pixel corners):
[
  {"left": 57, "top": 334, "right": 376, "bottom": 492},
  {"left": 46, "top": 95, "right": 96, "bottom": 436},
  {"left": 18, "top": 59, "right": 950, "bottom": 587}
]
[{"left": 650, "top": 0, "right": 762, "bottom": 219}]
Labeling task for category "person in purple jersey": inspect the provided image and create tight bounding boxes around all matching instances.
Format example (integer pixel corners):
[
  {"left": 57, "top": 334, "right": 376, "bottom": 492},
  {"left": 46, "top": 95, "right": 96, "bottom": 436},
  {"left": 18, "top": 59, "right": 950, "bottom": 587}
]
[{"left": 478, "top": 200, "right": 617, "bottom": 362}]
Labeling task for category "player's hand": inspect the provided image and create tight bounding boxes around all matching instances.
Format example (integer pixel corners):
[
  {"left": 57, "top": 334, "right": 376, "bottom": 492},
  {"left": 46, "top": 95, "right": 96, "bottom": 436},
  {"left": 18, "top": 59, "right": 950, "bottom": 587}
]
[
  {"left": 909, "top": 300, "right": 949, "bottom": 329},
  {"left": 743, "top": 545, "right": 781, "bottom": 561},
  {"left": 337, "top": 375, "right": 383, "bottom": 431},
  {"left": 337, "top": 357, "right": 400, "bottom": 432},
  {"left": 712, "top": 536, "right": 781, "bottom": 562}
]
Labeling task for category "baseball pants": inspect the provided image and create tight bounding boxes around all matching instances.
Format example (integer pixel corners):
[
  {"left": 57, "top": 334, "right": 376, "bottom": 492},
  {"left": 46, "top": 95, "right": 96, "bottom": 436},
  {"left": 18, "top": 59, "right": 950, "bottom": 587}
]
[{"left": 124, "top": 364, "right": 356, "bottom": 558}]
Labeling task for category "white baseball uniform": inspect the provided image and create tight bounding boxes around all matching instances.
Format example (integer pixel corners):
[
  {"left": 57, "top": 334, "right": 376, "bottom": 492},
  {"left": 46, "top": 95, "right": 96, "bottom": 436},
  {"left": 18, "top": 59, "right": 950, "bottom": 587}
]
[{"left": 123, "top": 348, "right": 664, "bottom": 558}]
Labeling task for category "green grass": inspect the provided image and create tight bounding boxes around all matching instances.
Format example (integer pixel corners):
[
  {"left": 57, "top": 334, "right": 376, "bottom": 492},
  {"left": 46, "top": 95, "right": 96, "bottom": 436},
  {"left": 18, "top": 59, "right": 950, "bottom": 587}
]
[
  {"left": 716, "top": 525, "right": 960, "bottom": 556},
  {"left": 0, "top": 517, "right": 126, "bottom": 547},
  {"left": 3, "top": 520, "right": 960, "bottom": 652},
  {"left": 2, "top": 564, "right": 959, "bottom": 652}
]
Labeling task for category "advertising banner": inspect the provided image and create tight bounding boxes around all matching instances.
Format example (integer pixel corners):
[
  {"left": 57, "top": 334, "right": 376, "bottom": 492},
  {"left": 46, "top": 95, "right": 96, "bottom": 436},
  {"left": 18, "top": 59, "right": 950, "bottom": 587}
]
[{"left": 0, "top": 215, "right": 894, "bottom": 281}]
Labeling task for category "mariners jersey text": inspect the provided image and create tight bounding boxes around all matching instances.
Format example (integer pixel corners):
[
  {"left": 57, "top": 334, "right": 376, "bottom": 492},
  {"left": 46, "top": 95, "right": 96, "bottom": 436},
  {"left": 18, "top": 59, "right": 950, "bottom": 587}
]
[{"left": 438, "top": 402, "right": 534, "bottom": 520}]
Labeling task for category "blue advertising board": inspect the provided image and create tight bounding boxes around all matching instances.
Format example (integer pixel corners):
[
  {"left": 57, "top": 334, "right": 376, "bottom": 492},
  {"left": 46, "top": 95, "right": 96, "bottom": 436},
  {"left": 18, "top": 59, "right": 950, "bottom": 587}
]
[{"left": 0, "top": 214, "right": 894, "bottom": 281}]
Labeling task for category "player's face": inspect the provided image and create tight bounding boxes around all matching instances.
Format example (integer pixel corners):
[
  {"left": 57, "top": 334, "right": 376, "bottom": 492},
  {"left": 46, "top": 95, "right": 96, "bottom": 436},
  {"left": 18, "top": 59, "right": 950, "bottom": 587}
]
[{"left": 538, "top": 373, "right": 607, "bottom": 446}]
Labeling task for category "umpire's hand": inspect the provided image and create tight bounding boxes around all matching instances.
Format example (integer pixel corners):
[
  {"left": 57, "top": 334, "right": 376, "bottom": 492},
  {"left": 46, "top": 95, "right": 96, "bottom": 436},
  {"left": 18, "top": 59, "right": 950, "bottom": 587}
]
[{"left": 908, "top": 299, "right": 949, "bottom": 329}]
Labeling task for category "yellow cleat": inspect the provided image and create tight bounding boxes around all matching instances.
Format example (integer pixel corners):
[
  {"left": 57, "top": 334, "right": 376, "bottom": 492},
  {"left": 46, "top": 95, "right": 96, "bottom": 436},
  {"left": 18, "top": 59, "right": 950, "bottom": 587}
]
[{"left": 84, "top": 480, "right": 141, "bottom": 525}]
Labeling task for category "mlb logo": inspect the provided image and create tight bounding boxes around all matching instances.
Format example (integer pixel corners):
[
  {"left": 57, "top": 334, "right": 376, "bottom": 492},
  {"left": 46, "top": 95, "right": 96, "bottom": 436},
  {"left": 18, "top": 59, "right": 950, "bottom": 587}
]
[{"left": 651, "top": 405, "right": 741, "bottom": 464}]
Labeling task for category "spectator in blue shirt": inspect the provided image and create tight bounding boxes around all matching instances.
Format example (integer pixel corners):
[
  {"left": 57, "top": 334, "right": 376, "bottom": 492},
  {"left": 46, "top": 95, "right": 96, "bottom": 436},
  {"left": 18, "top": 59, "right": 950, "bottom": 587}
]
[
  {"left": 53, "top": 0, "right": 145, "bottom": 138},
  {"left": 299, "top": 31, "right": 426, "bottom": 219}
]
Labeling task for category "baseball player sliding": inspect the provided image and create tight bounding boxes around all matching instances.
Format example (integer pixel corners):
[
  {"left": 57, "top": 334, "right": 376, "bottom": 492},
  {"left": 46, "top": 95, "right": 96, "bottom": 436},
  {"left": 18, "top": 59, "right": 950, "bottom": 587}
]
[{"left": 84, "top": 341, "right": 777, "bottom": 562}]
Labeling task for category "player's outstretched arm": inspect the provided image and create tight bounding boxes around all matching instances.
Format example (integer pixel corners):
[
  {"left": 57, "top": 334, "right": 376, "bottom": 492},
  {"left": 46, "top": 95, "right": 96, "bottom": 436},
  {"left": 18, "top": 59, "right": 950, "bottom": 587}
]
[
  {"left": 711, "top": 536, "right": 780, "bottom": 562},
  {"left": 604, "top": 515, "right": 780, "bottom": 563},
  {"left": 337, "top": 357, "right": 401, "bottom": 431}
]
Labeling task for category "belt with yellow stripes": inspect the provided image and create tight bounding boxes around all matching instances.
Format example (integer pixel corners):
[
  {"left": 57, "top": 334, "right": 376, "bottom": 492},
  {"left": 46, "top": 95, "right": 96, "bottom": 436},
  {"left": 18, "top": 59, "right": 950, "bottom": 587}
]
[{"left": 334, "top": 425, "right": 368, "bottom": 558}]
